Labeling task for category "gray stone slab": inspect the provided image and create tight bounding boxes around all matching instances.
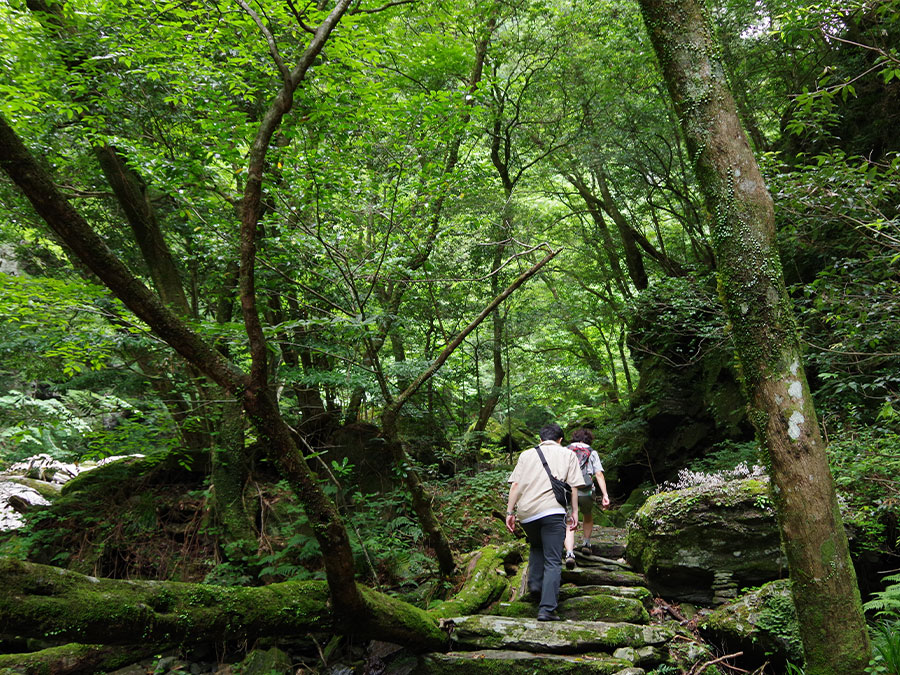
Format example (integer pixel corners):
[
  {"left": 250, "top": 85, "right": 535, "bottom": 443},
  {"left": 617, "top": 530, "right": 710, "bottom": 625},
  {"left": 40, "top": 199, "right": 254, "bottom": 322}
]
[
  {"left": 418, "top": 650, "right": 635, "bottom": 674},
  {"left": 447, "top": 615, "right": 674, "bottom": 653}
]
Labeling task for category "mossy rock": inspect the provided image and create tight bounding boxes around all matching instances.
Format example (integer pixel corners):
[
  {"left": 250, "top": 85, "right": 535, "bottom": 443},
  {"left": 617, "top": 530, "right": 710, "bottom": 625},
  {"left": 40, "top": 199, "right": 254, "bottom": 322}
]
[
  {"left": 625, "top": 477, "right": 785, "bottom": 604},
  {"left": 612, "top": 645, "right": 666, "bottom": 668},
  {"left": 558, "top": 584, "right": 653, "bottom": 609},
  {"left": 611, "top": 276, "right": 753, "bottom": 496},
  {"left": 239, "top": 646, "right": 293, "bottom": 675},
  {"left": 560, "top": 567, "right": 647, "bottom": 588},
  {"left": 448, "top": 615, "right": 674, "bottom": 653},
  {"left": 479, "top": 417, "right": 535, "bottom": 458},
  {"left": 60, "top": 451, "right": 206, "bottom": 497},
  {"left": 700, "top": 579, "right": 803, "bottom": 667},
  {"left": 5, "top": 476, "right": 61, "bottom": 500},
  {"left": 557, "top": 595, "right": 649, "bottom": 624},
  {"left": 417, "top": 650, "right": 637, "bottom": 674},
  {"left": 492, "top": 592, "right": 647, "bottom": 624}
]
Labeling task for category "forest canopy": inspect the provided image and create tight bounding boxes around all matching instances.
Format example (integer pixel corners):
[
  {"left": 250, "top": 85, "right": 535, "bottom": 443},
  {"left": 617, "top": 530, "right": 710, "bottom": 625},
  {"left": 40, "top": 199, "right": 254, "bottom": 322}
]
[{"left": 0, "top": 0, "right": 898, "bottom": 673}]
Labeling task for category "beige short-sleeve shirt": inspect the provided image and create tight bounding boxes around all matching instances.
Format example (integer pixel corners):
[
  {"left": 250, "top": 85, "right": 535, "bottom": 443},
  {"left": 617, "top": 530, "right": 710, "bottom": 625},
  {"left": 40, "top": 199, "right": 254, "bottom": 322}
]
[{"left": 509, "top": 440, "right": 586, "bottom": 522}]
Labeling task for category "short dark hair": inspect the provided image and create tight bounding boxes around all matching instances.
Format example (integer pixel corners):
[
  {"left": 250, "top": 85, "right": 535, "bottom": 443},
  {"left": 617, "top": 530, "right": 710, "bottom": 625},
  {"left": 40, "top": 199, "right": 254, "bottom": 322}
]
[
  {"left": 539, "top": 424, "right": 564, "bottom": 442},
  {"left": 570, "top": 428, "right": 594, "bottom": 445}
]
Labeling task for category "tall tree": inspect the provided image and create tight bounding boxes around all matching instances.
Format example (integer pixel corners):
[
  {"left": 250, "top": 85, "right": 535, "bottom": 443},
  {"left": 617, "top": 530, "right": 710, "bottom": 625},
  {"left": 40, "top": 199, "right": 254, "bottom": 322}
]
[
  {"left": 0, "top": 0, "right": 369, "bottom": 623},
  {"left": 636, "top": 0, "right": 870, "bottom": 672}
]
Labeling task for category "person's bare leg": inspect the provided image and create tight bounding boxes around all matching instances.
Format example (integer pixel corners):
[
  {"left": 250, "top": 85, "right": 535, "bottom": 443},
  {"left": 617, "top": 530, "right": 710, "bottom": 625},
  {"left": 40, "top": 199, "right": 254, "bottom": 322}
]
[
  {"left": 564, "top": 521, "right": 576, "bottom": 568},
  {"left": 583, "top": 509, "right": 594, "bottom": 545}
]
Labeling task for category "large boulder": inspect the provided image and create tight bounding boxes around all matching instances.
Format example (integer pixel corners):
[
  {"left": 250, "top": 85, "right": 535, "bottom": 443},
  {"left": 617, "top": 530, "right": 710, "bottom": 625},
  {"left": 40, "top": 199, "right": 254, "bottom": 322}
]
[{"left": 626, "top": 476, "right": 786, "bottom": 604}]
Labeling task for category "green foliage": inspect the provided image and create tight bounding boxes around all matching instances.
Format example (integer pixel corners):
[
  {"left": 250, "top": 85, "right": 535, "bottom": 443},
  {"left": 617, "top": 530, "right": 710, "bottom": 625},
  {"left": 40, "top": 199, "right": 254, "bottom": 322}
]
[
  {"left": 865, "top": 574, "right": 900, "bottom": 619},
  {"left": 868, "top": 620, "right": 900, "bottom": 675},
  {"left": 648, "top": 665, "right": 680, "bottom": 675},
  {"left": 827, "top": 429, "right": 900, "bottom": 553},
  {"left": 687, "top": 440, "right": 761, "bottom": 474},
  {"left": 627, "top": 275, "right": 726, "bottom": 369},
  {"left": 773, "top": 150, "right": 900, "bottom": 425},
  {"left": 437, "top": 468, "right": 513, "bottom": 551},
  {"left": 0, "top": 388, "right": 178, "bottom": 466},
  {"left": 756, "top": 591, "right": 805, "bottom": 663},
  {"left": 244, "top": 481, "right": 436, "bottom": 591},
  {"left": 0, "top": 273, "right": 122, "bottom": 379}
]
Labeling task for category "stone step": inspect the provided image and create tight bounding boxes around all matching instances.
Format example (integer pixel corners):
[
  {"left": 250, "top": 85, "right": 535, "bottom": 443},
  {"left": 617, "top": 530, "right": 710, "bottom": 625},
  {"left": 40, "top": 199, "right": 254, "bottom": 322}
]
[
  {"left": 575, "top": 550, "right": 632, "bottom": 570},
  {"left": 446, "top": 615, "right": 674, "bottom": 655},
  {"left": 493, "top": 593, "right": 649, "bottom": 624},
  {"left": 558, "top": 595, "right": 650, "bottom": 624},
  {"left": 558, "top": 584, "right": 653, "bottom": 608},
  {"left": 583, "top": 527, "right": 628, "bottom": 559},
  {"left": 412, "top": 650, "right": 644, "bottom": 674},
  {"left": 561, "top": 566, "right": 647, "bottom": 587}
]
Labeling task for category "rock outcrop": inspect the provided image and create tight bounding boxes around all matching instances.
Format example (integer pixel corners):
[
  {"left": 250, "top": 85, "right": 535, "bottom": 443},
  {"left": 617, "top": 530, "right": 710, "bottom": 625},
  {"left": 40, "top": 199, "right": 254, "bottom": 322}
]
[
  {"left": 0, "top": 454, "right": 142, "bottom": 531},
  {"left": 626, "top": 476, "right": 787, "bottom": 604},
  {"left": 609, "top": 277, "right": 755, "bottom": 496}
]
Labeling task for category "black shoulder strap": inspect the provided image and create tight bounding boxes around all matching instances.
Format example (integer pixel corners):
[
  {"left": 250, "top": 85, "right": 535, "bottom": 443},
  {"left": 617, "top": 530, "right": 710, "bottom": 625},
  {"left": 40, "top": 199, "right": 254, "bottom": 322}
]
[{"left": 535, "top": 445, "right": 556, "bottom": 481}]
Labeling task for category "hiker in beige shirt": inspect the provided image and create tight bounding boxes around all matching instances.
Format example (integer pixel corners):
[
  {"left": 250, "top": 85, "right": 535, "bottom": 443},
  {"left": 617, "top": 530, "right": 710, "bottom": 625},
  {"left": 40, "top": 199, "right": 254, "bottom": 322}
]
[{"left": 505, "top": 423, "right": 585, "bottom": 621}]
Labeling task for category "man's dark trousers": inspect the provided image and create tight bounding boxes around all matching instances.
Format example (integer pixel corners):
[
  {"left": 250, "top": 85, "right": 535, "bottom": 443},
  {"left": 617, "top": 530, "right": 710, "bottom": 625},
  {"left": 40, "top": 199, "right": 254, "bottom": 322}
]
[{"left": 521, "top": 513, "right": 566, "bottom": 616}]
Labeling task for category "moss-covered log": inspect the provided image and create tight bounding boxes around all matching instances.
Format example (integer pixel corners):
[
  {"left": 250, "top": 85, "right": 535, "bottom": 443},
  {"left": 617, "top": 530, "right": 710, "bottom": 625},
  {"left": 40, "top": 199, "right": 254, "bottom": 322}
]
[
  {"left": 429, "top": 542, "right": 525, "bottom": 619},
  {"left": 0, "top": 643, "right": 157, "bottom": 675},
  {"left": 0, "top": 558, "right": 444, "bottom": 651}
]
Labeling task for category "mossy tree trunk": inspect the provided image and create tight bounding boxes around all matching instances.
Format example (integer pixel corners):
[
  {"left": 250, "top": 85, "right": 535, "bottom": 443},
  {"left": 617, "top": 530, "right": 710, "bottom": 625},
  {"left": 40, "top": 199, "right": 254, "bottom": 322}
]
[
  {"left": 0, "top": 547, "right": 520, "bottom": 653},
  {"left": 636, "top": 0, "right": 871, "bottom": 672}
]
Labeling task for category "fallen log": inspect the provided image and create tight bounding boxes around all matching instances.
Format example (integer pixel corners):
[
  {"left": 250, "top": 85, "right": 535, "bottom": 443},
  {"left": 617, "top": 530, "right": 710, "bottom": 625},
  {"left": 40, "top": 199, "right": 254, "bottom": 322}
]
[
  {"left": 428, "top": 542, "right": 525, "bottom": 619},
  {"left": 0, "top": 558, "right": 445, "bottom": 651},
  {"left": 0, "top": 643, "right": 158, "bottom": 675}
]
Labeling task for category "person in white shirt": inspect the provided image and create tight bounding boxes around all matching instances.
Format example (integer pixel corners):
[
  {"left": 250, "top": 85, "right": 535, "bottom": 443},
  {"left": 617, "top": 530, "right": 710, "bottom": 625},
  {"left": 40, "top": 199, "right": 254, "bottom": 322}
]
[
  {"left": 563, "top": 428, "right": 611, "bottom": 567},
  {"left": 505, "top": 423, "right": 585, "bottom": 621}
]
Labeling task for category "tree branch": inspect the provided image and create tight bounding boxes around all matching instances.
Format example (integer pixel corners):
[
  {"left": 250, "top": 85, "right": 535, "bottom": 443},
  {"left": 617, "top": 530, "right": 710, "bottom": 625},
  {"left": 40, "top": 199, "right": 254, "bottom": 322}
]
[
  {"left": 239, "top": 0, "right": 352, "bottom": 390},
  {"left": 389, "top": 246, "right": 560, "bottom": 414}
]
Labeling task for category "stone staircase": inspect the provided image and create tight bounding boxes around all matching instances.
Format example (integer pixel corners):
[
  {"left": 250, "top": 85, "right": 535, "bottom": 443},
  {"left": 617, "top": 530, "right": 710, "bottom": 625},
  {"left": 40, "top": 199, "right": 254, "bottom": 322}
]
[{"left": 407, "top": 527, "right": 684, "bottom": 674}]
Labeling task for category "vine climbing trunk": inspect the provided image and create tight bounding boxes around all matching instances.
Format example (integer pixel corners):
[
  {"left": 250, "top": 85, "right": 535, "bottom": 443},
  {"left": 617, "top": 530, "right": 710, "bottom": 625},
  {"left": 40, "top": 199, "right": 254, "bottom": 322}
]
[{"left": 636, "top": 0, "right": 871, "bottom": 673}]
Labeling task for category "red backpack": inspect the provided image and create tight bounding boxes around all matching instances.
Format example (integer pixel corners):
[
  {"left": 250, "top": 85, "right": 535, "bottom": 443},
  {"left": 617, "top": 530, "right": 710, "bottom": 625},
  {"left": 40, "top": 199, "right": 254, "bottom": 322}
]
[{"left": 569, "top": 443, "right": 592, "bottom": 487}]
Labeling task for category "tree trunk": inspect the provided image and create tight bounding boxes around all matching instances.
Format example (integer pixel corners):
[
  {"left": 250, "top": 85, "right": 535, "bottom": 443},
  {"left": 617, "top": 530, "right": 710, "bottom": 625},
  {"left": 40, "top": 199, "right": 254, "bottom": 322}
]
[
  {"left": 93, "top": 145, "right": 191, "bottom": 313},
  {"left": 563, "top": 170, "right": 634, "bottom": 298},
  {"left": 468, "top": 288, "right": 505, "bottom": 455},
  {"left": 591, "top": 169, "right": 650, "bottom": 291},
  {"left": 637, "top": 1, "right": 870, "bottom": 672},
  {"left": 210, "top": 399, "right": 257, "bottom": 555}
]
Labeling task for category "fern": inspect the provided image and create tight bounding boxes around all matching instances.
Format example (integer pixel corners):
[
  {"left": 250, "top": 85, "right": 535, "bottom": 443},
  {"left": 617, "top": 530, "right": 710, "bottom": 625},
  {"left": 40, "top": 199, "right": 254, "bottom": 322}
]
[{"left": 865, "top": 574, "right": 900, "bottom": 619}]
